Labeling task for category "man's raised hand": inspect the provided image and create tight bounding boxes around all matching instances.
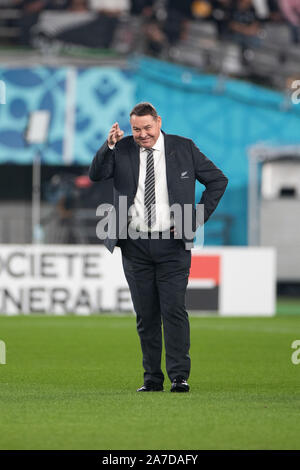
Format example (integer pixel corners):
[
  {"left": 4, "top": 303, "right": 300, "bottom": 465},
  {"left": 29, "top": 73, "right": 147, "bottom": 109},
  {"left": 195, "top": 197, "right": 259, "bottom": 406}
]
[{"left": 107, "top": 122, "right": 124, "bottom": 147}]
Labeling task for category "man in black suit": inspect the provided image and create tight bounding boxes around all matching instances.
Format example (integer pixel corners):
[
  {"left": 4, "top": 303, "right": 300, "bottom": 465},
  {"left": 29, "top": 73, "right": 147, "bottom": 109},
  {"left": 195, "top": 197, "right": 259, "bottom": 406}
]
[{"left": 89, "top": 102, "right": 228, "bottom": 393}]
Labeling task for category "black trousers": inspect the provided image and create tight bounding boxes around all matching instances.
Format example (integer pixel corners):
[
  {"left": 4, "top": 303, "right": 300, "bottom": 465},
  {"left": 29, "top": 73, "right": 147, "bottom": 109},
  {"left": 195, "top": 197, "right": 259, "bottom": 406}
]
[{"left": 120, "top": 232, "right": 191, "bottom": 385}]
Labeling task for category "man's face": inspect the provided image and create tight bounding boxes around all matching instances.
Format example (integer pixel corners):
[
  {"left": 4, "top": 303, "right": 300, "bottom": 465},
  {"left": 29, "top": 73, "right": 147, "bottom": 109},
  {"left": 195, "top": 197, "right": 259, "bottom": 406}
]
[{"left": 130, "top": 114, "right": 162, "bottom": 149}]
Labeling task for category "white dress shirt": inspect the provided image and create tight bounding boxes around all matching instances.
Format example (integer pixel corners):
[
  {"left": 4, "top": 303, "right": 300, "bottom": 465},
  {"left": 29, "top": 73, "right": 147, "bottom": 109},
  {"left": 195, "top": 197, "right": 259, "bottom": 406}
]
[{"left": 128, "top": 131, "right": 173, "bottom": 232}]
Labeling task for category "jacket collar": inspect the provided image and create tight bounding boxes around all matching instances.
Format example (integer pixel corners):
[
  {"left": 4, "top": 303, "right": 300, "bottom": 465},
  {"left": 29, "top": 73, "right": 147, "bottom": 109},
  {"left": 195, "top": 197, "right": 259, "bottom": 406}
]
[{"left": 162, "top": 130, "right": 176, "bottom": 159}]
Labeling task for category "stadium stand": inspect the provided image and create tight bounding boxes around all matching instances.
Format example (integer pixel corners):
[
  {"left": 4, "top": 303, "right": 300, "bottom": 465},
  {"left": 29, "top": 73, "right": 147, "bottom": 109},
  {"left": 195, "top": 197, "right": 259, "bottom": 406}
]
[
  {"left": 1, "top": 0, "right": 299, "bottom": 90},
  {"left": 0, "top": 0, "right": 300, "bottom": 248}
]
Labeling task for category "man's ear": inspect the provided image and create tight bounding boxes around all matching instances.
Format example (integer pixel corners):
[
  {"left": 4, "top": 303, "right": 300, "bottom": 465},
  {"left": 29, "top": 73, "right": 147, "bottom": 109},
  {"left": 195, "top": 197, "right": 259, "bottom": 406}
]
[{"left": 158, "top": 116, "right": 162, "bottom": 128}]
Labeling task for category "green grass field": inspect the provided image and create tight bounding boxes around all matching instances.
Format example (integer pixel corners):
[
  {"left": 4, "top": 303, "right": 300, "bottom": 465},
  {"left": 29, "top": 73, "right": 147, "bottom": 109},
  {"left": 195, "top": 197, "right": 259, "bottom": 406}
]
[{"left": 0, "top": 299, "right": 300, "bottom": 450}]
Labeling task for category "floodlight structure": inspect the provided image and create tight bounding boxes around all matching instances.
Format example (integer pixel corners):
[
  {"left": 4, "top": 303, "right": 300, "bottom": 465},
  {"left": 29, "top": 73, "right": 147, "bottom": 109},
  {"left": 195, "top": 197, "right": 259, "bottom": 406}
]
[
  {"left": 247, "top": 143, "right": 300, "bottom": 282},
  {"left": 0, "top": 80, "right": 6, "bottom": 105},
  {"left": 25, "top": 111, "right": 50, "bottom": 244}
]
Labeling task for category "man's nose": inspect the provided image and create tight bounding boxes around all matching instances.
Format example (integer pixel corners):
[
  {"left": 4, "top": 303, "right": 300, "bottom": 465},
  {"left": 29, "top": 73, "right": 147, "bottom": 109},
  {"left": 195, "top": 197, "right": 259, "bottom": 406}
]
[{"left": 140, "top": 129, "right": 147, "bottom": 138}]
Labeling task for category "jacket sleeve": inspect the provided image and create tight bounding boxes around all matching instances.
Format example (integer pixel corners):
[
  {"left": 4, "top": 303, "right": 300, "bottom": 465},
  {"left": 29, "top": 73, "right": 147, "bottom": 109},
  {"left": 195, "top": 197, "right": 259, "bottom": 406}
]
[
  {"left": 89, "top": 141, "right": 115, "bottom": 182},
  {"left": 190, "top": 140, "right": 228, "bottom": 223}
]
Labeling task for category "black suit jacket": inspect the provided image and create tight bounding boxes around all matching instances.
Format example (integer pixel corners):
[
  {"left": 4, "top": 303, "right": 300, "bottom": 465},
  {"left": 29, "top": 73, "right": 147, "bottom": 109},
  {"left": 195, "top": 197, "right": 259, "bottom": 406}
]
[{"left": 89, "top": 131, "right": 228, "bottom": 253}]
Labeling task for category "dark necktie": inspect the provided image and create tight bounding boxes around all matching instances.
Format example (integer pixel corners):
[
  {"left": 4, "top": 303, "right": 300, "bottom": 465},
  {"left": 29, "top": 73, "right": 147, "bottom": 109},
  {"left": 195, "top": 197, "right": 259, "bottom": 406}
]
[{"left": 144, "top": 148, "right": 156, "bottom": 229}]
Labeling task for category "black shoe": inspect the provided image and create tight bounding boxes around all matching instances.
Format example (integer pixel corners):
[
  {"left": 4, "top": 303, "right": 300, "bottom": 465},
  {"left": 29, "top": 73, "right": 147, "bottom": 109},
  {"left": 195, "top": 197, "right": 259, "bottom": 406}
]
[
  {"left": 136, "top": 382, "right": 164, "bottom": 392},
  {"left": 170, "top": 377, "right": 190, "bottom": 393}
]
